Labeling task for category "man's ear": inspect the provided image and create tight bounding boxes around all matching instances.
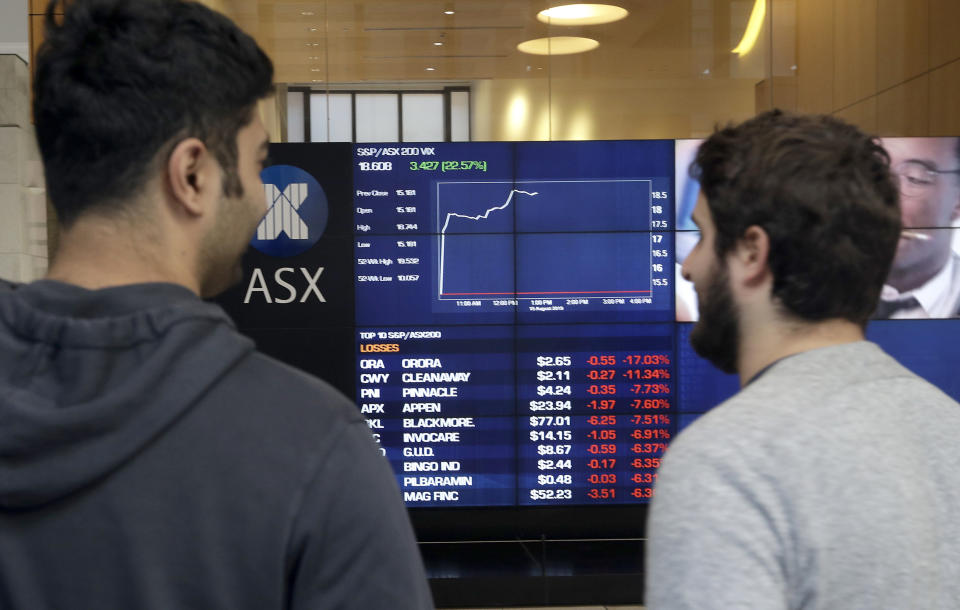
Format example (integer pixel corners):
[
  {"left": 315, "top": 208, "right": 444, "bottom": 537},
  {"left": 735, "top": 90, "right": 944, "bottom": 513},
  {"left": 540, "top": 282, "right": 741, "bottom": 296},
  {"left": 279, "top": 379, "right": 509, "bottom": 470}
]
[
  {"left": 732, "top": 225, "right": 771, "bottom": 285},
  {"left": 166, "top": 137, "right": 217, "bottom": 217}
]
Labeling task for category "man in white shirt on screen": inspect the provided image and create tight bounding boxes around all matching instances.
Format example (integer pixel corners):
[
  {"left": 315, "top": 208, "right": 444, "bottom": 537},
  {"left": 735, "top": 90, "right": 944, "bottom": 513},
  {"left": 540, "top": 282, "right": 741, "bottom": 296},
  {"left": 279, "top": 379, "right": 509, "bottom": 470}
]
[{"left": 875, "top": 136, "right": 960, "bottom": 318}]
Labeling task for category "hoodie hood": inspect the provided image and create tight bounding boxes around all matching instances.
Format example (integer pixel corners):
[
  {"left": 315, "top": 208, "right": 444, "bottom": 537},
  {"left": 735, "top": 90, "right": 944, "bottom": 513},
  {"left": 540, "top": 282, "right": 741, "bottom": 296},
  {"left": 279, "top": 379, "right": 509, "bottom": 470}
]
[{"left": 0, "top": 280, "right": 254, "bottom": 509}]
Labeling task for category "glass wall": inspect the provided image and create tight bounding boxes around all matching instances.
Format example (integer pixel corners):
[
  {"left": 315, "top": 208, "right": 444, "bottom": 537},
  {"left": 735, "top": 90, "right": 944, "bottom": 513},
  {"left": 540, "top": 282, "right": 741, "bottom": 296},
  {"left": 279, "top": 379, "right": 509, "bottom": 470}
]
[
  {"left": 287, "top": 88, "right": 470, "bottom": 143},
  {"left": 225, "top": 0, "right": 958, "bottom": 143}
]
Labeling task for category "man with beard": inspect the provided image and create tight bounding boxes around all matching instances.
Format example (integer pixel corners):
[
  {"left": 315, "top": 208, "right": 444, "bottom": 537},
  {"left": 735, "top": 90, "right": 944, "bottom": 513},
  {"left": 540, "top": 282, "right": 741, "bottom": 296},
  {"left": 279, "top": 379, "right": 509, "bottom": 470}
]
[
  {"left": 0, "top": 1, "right": 432, "bottom": 608},
  {"left": 645, "top": 111, "right": 960, "bottom": 609}
]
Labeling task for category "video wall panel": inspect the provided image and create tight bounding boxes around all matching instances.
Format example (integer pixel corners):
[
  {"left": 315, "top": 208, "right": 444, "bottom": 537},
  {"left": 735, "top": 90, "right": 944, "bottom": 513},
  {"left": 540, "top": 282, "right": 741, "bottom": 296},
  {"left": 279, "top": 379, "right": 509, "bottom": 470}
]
[{"left": 217, "top": 137, "right": 960, "bottom": 508}]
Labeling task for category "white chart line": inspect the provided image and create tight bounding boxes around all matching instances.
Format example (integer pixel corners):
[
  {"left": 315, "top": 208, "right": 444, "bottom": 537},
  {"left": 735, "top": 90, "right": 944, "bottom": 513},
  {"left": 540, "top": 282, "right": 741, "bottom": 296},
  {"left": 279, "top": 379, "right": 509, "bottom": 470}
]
[
  {"left": 438, "top": 189, "right": 539, "bottom": 297},
  {"left": 436, "top": 180, "right": 655, "bottom": 301}
]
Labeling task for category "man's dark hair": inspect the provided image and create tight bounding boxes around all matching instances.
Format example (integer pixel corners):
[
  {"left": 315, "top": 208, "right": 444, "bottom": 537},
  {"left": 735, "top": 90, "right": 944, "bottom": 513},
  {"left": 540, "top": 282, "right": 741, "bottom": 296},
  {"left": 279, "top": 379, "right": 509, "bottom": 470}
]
[
  {"left": 693, "top": 109, "right": 901, "bottom": 325},
  {"left": 34, "top": 0, "right": 273, "bottom": 227}
]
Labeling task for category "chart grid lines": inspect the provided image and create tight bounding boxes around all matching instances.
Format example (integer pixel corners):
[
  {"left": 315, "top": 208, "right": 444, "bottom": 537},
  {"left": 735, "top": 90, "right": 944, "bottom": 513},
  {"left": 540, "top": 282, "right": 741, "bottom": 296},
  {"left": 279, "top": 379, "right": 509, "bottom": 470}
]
[{"left": 436, "top": 180, "right": 655, "bottom": 301}]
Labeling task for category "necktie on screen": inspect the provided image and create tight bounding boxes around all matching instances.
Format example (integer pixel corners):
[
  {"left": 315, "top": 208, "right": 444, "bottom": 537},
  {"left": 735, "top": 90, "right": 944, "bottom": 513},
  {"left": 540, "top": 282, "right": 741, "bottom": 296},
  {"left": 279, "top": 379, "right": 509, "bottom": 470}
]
[{"left": 874, "top": 296, "right": 922, "bottom": 319}]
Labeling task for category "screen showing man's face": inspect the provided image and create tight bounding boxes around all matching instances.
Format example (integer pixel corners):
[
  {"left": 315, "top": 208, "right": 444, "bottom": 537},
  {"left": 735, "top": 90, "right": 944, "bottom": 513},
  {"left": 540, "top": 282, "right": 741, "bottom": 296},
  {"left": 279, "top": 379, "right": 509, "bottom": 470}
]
[{"left": 882, "top": 137, "right": 960, "bottom": 292}]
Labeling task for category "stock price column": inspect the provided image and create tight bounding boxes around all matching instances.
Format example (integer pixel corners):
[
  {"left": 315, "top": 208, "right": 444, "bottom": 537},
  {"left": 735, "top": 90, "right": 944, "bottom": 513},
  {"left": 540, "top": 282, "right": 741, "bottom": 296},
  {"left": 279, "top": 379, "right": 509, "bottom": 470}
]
[{"left": 519, "top": 324, "right": 676, "bottom": 505}]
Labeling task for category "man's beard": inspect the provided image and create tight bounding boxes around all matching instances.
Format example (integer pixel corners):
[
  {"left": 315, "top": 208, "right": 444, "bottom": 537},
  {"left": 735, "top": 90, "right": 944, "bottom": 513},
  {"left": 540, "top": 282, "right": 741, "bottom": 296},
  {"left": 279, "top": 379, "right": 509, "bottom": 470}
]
[
  {"left": 689, "top": 262, "right": 740, "bottom": 375},
  {"left": 197, "top": 189, "right": 260, "bottom": 298}
]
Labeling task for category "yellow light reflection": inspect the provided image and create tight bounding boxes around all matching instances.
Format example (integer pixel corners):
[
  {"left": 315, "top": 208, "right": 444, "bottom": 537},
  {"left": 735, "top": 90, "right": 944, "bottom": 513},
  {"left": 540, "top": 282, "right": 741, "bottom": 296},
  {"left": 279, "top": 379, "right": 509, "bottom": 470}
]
[
  {"left": 567, "top": 109, "right": 593, "bottom": 140},
  {"left": 517, "top": 36, "right": 599, "bottom": 56},
  {"left": 537, "top": 4, "right": 629, "bottom": 26},
  {"left": 507, "top": 93, "right": 528, "bottom": 138},
  {"left": 731, "top": 0, "right": 765, "bottom": 55},
  {"left": 535, "top": 109, "right": 550, "bottom": 141}
]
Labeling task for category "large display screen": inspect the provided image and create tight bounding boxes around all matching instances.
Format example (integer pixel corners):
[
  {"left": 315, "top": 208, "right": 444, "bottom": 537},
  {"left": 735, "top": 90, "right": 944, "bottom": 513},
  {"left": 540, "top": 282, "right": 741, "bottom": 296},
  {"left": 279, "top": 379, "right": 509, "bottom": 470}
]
[{"left": 219, "top": 137, "right": 960, "bottom": 510}]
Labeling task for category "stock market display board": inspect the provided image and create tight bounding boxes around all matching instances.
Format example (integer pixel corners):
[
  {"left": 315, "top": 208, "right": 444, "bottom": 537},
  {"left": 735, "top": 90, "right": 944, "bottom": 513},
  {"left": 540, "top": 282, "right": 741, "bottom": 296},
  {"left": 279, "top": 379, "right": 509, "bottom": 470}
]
[
  {"left": 217, "top": 138, "right": 960, "bottom": 510},
  {"left": 352, "top": 141, "right": 679, "bottom": 506}
]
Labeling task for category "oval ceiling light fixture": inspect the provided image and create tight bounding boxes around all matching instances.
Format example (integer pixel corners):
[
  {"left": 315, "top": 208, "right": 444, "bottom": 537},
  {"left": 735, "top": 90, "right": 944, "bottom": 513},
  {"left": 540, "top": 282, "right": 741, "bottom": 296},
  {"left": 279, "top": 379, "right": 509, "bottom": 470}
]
[
  {"left": 537, "top": 4, "right": 628, "bottom": 26},
  {"left": 517, "top": 36, "right": 599, "bottom": 55}
]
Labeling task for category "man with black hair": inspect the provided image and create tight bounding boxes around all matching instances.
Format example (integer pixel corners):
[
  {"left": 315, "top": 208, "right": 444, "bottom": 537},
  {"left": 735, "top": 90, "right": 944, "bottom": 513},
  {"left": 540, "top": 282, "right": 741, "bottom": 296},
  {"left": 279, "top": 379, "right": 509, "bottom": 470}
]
[
  {"left": 0, "top": 1, "right": 433, "bottom": 608},
  {"left": 645, "top": 111, "right": 960, "bottom": 609},
  {"left": 875, "top": 136, "right": 960, "bottom": 318}
]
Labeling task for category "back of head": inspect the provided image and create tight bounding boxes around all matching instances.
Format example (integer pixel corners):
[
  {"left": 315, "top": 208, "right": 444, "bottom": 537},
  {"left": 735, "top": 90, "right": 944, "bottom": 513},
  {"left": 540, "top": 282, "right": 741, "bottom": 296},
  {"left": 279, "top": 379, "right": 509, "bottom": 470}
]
[
  {"left": 34, "top": 0, "right": 274, "bottom": 227},
  {"left": 693, "top": 110, "right": 901, "bottom": 325}
]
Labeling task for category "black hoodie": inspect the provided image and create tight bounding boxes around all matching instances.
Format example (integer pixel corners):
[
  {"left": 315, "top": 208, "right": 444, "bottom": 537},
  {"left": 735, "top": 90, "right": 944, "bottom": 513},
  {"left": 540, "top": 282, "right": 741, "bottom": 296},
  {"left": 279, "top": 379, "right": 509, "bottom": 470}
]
[{"left": 0, "top": 280, "right": 432, "bottom": 609}]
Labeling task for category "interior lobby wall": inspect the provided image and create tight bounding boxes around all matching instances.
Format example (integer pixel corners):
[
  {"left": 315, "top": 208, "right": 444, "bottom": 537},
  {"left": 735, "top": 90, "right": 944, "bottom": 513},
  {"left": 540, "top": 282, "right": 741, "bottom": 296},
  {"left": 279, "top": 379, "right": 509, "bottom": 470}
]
[
  {"left": 469, "top": 0, "right": 959, "bottom": 143},
  {"left": 0, "top": 54, "right": 46, "bottom": 283},
  {"left": 0, "top": 1, "right": 45, "bottom": 284},
  {"left": 470, "top": 0, "right": 768, "bottom": 142},
  {"left": 25, "top": 0, "right": 960, "bottom": 141},
  {"left": 0, "top": 0, "right": 29, "bottom": 60},
  {"left": 792, "top": 0, "right": 960, "bottom": 136},
  {"left": 470, "top": 0, "right": 960, "bottom": 142},
  {"left": 472, "top": 75, "right": 757, "bottom": 141}
]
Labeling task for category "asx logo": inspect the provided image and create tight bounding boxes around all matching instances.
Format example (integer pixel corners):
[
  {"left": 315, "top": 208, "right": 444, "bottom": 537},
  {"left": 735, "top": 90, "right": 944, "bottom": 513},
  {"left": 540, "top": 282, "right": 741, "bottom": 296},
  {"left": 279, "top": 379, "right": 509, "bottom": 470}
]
[
  {"left": 243, "top": 266, "right": 325, "bottom": 304},
  {"left": 258, "top": 183, "right": 309, "bottom": 240},
  {"left": 250, "top": 165, "right": 328, "bottom": 258},
  {"left": 244, "top": 164, "right": 330, "bottom": 305}
]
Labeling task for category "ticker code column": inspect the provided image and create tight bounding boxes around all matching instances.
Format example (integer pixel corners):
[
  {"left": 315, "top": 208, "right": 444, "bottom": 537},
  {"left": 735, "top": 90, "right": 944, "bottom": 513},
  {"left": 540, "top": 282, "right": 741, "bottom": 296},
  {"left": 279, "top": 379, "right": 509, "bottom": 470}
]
[{"left": 356, "top": 327, "right": 516, "bottom": 507}]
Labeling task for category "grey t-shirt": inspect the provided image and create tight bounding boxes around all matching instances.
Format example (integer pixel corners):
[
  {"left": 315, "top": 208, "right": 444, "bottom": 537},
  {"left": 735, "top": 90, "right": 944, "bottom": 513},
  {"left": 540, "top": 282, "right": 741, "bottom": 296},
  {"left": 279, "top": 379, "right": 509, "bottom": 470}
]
[{"left": 646, "top": 341, "right": 960, "bottom": 610}]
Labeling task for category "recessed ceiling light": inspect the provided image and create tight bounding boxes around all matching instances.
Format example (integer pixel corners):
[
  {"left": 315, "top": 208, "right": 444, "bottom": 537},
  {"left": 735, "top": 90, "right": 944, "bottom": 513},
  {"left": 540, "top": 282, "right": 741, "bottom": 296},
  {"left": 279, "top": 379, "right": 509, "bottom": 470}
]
[
  {"left": 517, "top": 36, "right": 599, "bottom": 55},
  {"left": 305, "top": 42, "right": 320, "bottom": 47},
  {"left": 312, "top": 79, "right": 323, "bottom": 82},
  {"left": 308, "top": 27, "right": 319, "bottom": 32},
  {"left": 301, "top": 11, "right": 314, "bottom": 16},
  {"left": 425, "top": 67, "right": 437, "bottom": 71},
  {"left": 311, "top": 68, "right": 322, "bottom": 72},
  {"left": 443, "top": 10, "right": 455, "bottom": 15},
  {"left": 433, "top": 41, "right": 444, "bottom": 46},
  {"left": 308, "top": 56, "right": 321, "bottom": 60},
  {"left": 537, "top": 4, "right": 628, "bottom": 26}
]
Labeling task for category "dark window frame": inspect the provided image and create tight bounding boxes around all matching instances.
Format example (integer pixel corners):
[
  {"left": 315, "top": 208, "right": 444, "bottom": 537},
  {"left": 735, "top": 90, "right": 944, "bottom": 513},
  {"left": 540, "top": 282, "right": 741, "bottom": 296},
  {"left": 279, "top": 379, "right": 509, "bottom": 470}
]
[{"left": 288, "top": 86, "right": 471, "bottom": 143}]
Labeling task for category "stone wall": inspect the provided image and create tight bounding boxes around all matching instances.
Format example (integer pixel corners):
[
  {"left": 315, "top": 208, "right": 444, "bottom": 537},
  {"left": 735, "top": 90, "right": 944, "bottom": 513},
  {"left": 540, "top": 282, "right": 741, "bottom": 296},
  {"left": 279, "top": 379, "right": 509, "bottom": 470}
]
[{"left": 0, "top": 54, "right": 46, "bottom": 283}]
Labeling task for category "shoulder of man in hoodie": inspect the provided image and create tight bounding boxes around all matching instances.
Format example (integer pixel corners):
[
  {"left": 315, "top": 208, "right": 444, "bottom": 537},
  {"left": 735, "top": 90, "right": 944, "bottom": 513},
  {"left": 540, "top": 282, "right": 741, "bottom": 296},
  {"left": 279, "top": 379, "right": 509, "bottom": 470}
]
[
  {"left": 152, "top": 329, "right": 385, "bottom": 506},
  {"left": 236, "top": 348, "right": 362, "bottom": 422},
  {"left": 200, "top": 341, "right": 368, "bottom": 445}
]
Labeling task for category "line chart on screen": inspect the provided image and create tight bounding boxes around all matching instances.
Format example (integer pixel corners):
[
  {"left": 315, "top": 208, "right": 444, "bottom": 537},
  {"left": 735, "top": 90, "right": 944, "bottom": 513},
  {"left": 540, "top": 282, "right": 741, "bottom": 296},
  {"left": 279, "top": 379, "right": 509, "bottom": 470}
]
[{"left": 435, "top": 180, "right": 664, "bottom": 302}]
